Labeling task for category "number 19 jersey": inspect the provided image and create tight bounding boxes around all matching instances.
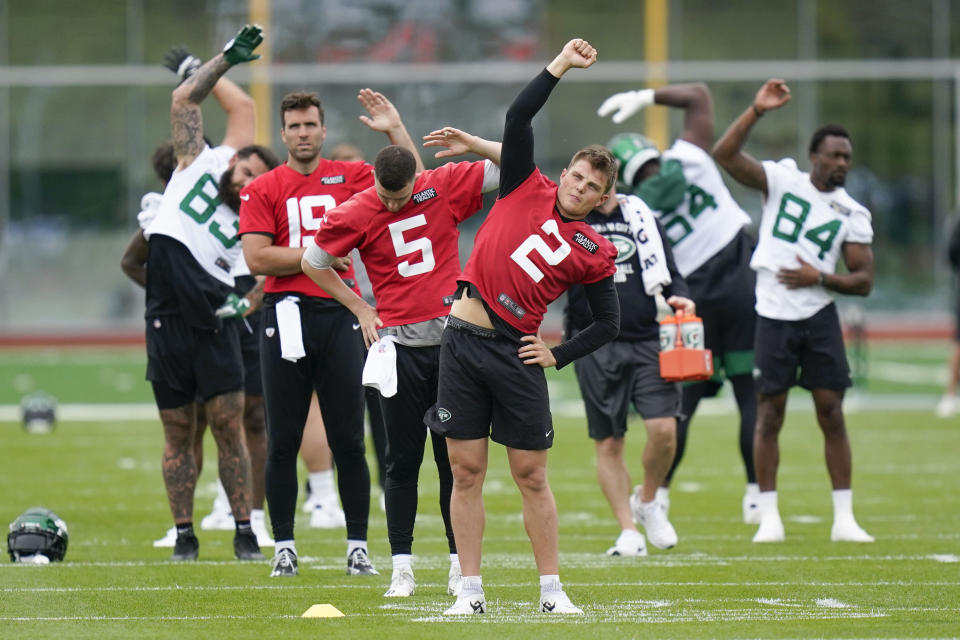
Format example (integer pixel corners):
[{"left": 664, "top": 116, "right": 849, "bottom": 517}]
[
  {"left": 462, "top": 169, "right": 617, "bottom": 335},
  {"left": 239, "top": 160, "right": 372, "bottom": 298},
  {"left": 752, "top": 158, "right": 873, "bottom": 320}
]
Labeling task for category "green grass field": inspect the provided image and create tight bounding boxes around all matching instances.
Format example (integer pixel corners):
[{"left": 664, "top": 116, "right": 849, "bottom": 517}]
[{"left": 1, "top": 345, "right": 959, "bottom": 638}]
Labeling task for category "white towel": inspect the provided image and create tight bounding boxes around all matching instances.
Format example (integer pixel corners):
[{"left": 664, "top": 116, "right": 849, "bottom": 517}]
[
  {"left": 619, "top": 193, "right": 672, "bottom": 296},
  {"left": 362, "top": 336, "right": 399, "bottom": 398},
  {"left": 275, "top": 297, "right": 305, "bottom": 362}
]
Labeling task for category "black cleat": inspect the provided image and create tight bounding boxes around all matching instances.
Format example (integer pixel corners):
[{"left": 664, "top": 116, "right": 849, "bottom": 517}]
[
  {"left": 234, "top": 531, "right": 265, "bottom": 561},
  {"left": 270, "top": 548, "right": 298, "bottom": 577},
  {"left": 346, "top": 547, "right": 379, "bottom": 575},
  {"left": 171, "top": 533, "right": 199, "bottom": 561}
]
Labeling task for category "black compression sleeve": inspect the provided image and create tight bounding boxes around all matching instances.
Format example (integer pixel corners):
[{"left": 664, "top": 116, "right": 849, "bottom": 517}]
[
  {"left": 499, "top": 69, "right": 561, "bottom": 198},
  {"left": 550, "top": 275, "right": 620, "bottom": 369}
]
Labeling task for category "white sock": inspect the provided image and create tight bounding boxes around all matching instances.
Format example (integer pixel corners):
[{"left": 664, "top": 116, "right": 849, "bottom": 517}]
[
  {"left": 540, "top": 574, "right": 561, "bottom": 593},
  {"left": 745, "top": 483, "right": 759, "bottom": 498},
  {"left": 757, "top": 491, "right": 779, "bottom": 518},
  {"left": 655, "top": 487, "right": 670, "bottom": 503},
  {"left": 309, "top": 470, "right": 335, "bottom": 498},
  {"left": 449, "top": 553, "right": 460, "bottom": 569},
  {"left": 832, "top": 488, "right": 854, "bottom": 520},
  {"left": 250, "top": 508, "right": 265, "bottom": 523},
  {"left": 347, "top": 539, "right": 367, "bottom": 558},
  {"left": 392, "top": 554, "right": 412, "bottom": 571},
  {"left": 461, "top": 575, "right": 482, "bottom": 593},
  {"left": 275, "top": 539, "right": 296, "bottom": 554}
]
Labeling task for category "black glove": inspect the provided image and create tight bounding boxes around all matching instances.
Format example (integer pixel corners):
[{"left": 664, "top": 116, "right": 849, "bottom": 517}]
[{"left": 162, "top": 45, "right": 202, "bottom": 85}]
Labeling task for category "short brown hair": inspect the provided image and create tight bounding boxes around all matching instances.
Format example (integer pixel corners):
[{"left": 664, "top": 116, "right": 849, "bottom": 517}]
[
  {"left": 374, "top": 145, "right": 417, "bottom": 191},
  {"left": 280, "top": 91, "right": 324, "bottom": 127},
  {"left": 569, "top": 144, "right": 618, "bottom": 193}
]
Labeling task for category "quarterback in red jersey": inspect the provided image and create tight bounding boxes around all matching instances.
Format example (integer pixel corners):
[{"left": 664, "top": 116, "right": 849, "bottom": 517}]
[
  {"left": 428, "top": 39, "right": 620, "bottom": 616},
  {"left": 239, "top": 89, "right": 423, "bottom": 579},
  {"left": 301, "top": 133, "right": 501, "bottom": 598}
]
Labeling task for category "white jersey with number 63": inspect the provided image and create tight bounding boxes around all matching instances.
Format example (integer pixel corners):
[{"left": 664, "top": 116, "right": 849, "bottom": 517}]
[
  {"left": 145, "top": 144, "right": 241, "bottom": 287},
  {"left": 751, "top": 158, "right": 873, "bottom": 321}
]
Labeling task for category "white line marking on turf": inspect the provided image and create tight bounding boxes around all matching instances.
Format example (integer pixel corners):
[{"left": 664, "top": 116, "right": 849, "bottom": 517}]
[
  {"left": 815, "top": 598, "right": 851, "bottom": 608},
  {"left": 0, "top": 616, "right": 301, "bottom": 622},
  {"left": 930, "top": 553, "right": 959, "bottom": 563}
]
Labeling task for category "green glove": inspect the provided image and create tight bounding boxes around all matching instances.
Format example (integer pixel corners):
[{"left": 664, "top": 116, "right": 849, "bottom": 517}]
[
  {"left": 215, "top": 292, "right": 252, "bottom": 319},
  {"left": 223, "top": 24, "right": 263, "bottom": 65}
]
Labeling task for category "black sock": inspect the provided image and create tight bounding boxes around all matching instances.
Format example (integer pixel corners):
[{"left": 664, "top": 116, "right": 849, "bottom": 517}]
[
  {"left": 176, "top": 522, "right": 194, "bottom": 537},
  {"left": 235, "top": 520, "right": 252, "bottom": 535}
]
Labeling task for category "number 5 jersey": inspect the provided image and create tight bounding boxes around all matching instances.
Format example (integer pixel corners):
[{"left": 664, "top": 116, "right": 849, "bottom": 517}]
[{"left": 752, "top": 158, "right": 873, "bottom": 320}]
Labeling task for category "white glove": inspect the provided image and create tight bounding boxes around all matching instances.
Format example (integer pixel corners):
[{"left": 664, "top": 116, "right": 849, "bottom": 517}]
[
  {"left": 137, "top": 192, "right": 163, "bottom": 231},
  {"left": 597, "top": 89, "right": 656, "bottom": 124}
]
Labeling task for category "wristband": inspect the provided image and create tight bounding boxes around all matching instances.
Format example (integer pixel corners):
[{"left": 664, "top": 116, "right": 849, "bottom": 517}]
[
  {"left": 817, "top": 272, "right": 826, "bottom": 287},
  {"left": 752, "top": 104, "right": 764, "bottom": 118}
]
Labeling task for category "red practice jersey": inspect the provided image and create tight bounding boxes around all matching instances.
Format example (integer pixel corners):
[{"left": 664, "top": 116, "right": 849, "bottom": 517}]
[
  {"left": 462, "top": 168, "right": 617, "bottom": 334},
  {"left": 314, "top": 161, "right": 485, "bottom": 327},
  {"left": 239, "top": 160, "right": 373, "bottom": 297}
]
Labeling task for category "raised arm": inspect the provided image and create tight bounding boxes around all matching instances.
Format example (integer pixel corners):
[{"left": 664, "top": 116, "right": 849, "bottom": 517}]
[
  {"left": 169, "top": 24, "right": 263, "bottom": 169},
  {"left": 501, "top": 38, "right": 598, "bottom": 198},
  {"left": 215, "top": 77, "right": 256, "bottom": 151},
  {"left": 598, "top": 82, "right": 714, "bottom": 151},
  {"left": 711, "top": 78, "right": 791, "bottom": 196},
  {"left": 357, "top": 89, "right": 424, "bottom": 173},
  {"left": 422, "top": 127, "right": 502, "bottom": 164}
]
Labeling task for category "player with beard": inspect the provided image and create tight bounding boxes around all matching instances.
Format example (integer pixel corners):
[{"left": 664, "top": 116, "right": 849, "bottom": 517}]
[
  {"left": 240, "top": 89, "right": 423, "bottom": 578},
  {"left": 427, "top": 39, "right": 620, "bottom": 616},
  {"left": 142, "top": 25, "right": 276, "bottom": 561},
  {"left": 713, "top": 78, "right": 875, "bottom": 544}
]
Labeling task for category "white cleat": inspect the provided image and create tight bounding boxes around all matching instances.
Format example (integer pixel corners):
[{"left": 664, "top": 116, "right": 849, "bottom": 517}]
[
  {"left": 153, "top": 526, "right": 177, "bottom": 548},
  {"left": 606, "top": 529, "right": 648, "bottom": 557},
  {"left": 444, "top": 591, "right": 486, "bottom": 615},
  {"left": 634, "top": 497, "right": 678, "bottom": 549},
  {"left": 447, "top": 563, "right": 463, "bottom": 596},
  {"left": 309, "top": 496, "right": 346, "bottom": 529},
  {"left": 199, "top": 492, "right": 235, "bottom": 531},
  {"left": 384, "top": 567, "right": 416, "bottom": 597},
  {"left": 831, "top": 519, "right": 875, "bottom": 543},
  {"left": 752, "top": 513, "right": 786, "bottom": 543},
  {"left": 936, "top": 394, "right": 956, "bottom": 418},
  {"left": 540, "top": 590, "right": 584, "bottom": 614}
]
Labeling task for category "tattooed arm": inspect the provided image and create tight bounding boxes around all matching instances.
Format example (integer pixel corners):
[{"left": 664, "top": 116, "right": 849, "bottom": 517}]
[{"left": 170, "top": 53, "right": 232, "bottom": 169}]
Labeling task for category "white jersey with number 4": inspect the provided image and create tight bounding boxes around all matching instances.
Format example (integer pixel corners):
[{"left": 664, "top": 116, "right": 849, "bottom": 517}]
[
  {"left": 751, "top": 158, "right": 873, "bottom": 321},
  {"left": 145, "top": 144, "right": 240, "bottom": 286},
  {"left": 658, "top": 138, "right": 752, "bottom": 276}
]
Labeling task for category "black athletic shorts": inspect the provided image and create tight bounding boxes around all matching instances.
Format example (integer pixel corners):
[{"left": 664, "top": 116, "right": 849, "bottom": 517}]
[
  {"left": 573, "top": 337, "right": 680, "bottom": 440},
  {"left": 753, "top": 303, "right": 852, "bottom": 395},
  {"left": 685, "top": 230, "right": 757, "bottom": 380},
  {"left": 428, "top": 317, "right": 553, "bottom": 451},
  {"left": 145, "top": 313, "right": 243, "bottom": 410}
]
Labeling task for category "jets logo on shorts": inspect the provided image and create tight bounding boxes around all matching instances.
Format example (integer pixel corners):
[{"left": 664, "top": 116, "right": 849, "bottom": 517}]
[
  {"left": 265, "top": 327, "right": 276, "bottom": 338},
  {"left": 437, "top": 407, "right": 452, "bottom": 422}
]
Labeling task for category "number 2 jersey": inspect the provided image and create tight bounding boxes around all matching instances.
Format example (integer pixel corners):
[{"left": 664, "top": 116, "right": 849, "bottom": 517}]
[
  {"left": 461, "top": 168, "right": 617, "bottom": 335},
  {"left": 238, "top": 160, "right": 371, "bottom": 298},
  {"left": 658, "top": 138, "right": 752, "bottom": 277},
  {"left": 313, "top": 161, "right": 485, "bottom": 327},
  {"left": 752, "top": 158, "right": 873, "bottom": 320}
]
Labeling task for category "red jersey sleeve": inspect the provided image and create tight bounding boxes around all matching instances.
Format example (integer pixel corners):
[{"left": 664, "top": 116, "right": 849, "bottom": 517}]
[
  {"left": 581, "top": 233, "right": 618, "bottom": 284},
  {"left": 434, "top": 161, "right": 486, "bottom": 223},
  {"left": 312, "top": 188, "right": 375, "bottom": 258},
  {"left": 238, "top": 174, "right": 277, "bottom": 236}
]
